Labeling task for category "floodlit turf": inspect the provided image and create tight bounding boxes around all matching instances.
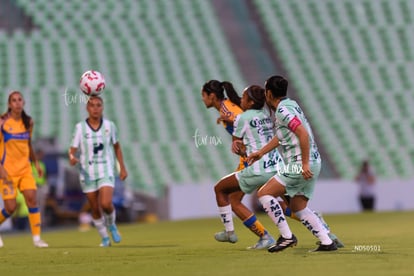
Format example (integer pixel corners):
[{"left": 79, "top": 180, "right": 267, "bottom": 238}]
[{"left": 0, "top": 211, "right": 413, "bottom": 276}]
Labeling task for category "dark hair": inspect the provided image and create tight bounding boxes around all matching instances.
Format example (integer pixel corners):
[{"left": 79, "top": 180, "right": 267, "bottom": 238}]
[
  {"left": 202, "top": 80, "right": 241, "bottom": 106},
  {"left": 88, "top": 95, "right": 103, "bottom": 103},
  {"left": 2, "top": 91, "right": 32, "bottom": 131},
  {"left": 246, "top": 85, "right": 266, "bottom": 109},
  {"left": 265, "top": 75, "right": 288, "bottom": 98}
]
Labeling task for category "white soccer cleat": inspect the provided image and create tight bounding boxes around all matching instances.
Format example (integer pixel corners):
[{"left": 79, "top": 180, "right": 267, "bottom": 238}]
[
  {"left": 34, "top": 240, "right": 49, "bottom": 248},
  {"left": 0, "top": 235, "right": 3, "bottom": 248}
]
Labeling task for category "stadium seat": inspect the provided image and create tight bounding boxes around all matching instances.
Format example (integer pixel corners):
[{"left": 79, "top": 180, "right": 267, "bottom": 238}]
[
  {"left": 253, "top": 0, "right": 414, "bottom": 179},
  {"left": 7, "top": 0, "right": 413, "bottom": 192},
  {"left": 0, "top": 0, "right": 246, "bottom": 194}
]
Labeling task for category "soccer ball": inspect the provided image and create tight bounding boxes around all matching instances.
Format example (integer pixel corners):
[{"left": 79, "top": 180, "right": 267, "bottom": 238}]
[{"left": 79, "top": 70, "right": 106, "bottom": 96}]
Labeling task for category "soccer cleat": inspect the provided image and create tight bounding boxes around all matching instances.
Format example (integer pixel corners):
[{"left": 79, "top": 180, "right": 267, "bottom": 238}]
[
  {"left": 214, "top": 230, "right": 238, "bottom": 243},
  {"left": 311, "top": 242, "right": 337, "bottom": 252},
  {"left": 109, "top": 224, "right": 121, "bottom": 243},
  {"left": 268, "top": 234, "right": 298, "bottom": 253},
  {"left": 314, "top": 211, "right": 344, "bottom": 248},
  {"left": 247, "top": 234, "right": 276, "bottom": 250},
  {"left": 316, "top": 233, "right": 345, "bottom": 248},
  {"left": 328, "top": 232, "right": 345, "bottom": 248},
  {"left": 34, "top": 240, "right": 49, "bottom": 248},
  {"left": 100, "top": 237, "right": 111, "bottom": 247},
  {"left": 0, "top": 235, "right": 3, "bottom": 248}
]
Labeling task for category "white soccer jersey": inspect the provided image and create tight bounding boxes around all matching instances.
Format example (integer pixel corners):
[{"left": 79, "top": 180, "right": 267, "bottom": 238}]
[
  {"left": 233, "top": 109, "right": 282, "bottom": 174},
  {"left": 274, "top": 98, "right": 320, "bottom": 163},
  {"left": 71, "top": 118, "right": 118, "bottom": 181}
]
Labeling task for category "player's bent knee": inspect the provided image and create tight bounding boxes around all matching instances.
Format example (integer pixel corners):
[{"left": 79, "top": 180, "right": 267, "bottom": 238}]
[
  {"left": 4, "top": 204, "right": 17, "bottom": 215},
  {"left": 100, "top": 201, "right": 114, "bottom": 212},
  {"left": 214, "top": 184, "right": 223, "bottom": 195}
]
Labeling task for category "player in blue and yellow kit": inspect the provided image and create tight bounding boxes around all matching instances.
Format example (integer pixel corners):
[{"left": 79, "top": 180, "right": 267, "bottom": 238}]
[
  {"left": 0, "top": 91, "right": 48, "bottom": 248},
  {"left": 202, "top": 80, "right": 276, "bottom": 249}
]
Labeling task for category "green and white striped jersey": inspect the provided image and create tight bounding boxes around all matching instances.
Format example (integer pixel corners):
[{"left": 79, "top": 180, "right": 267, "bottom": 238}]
[
  {"left": 274, "top": 98, "right": 320, "bottom": 164},
  {"left": 71, "top": 118, "right": 118, "bottom": 181},
  {"left": 233, "top": 109, "right": 283, "bottom": 174}
]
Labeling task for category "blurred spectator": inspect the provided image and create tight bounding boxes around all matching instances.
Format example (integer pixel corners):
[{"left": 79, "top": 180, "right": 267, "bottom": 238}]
[
  {"left": 32, "top": 149, "right": 48, "bottom": 223},
  {"left": 13, "top": 191, "right": 29, "bottom": 231},
  {"left": 355, "top": 160, "right": 376, "bottom": 211}
]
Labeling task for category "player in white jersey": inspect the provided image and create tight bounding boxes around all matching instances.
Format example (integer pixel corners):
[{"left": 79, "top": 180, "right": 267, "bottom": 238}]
[
  {"left": 248, "top": 75, "right": 338, "bottom": 252},
  {"left": 260, "top": 102, "right": 343, "bottom": 248},
  {"left": 69, "top": 96, "right": 128, "bottom": 247},
  {"left": 214, "top": 85, "right": 296, "bottom": 249}
]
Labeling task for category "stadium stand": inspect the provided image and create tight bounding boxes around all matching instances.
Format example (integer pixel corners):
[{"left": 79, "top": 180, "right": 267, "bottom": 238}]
[
  {"left": 0, "top": 0, "right": 244, "bottom": 195},
  {"left": 1, "top": 0, "right": 413, "bottom": 199},
  {"left": 253, "top": 0, "right": 414, "bottom": 179}
]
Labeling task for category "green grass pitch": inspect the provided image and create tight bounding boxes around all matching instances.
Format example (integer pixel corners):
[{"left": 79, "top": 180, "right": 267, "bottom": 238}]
[{"left": 0, "top": 211, "right": 413, "bottom": 276}]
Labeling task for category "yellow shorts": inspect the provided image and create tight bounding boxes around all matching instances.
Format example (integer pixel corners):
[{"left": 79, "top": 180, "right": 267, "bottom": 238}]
[{"left": 1, "top": 174, "right": 36, "bottom": 200}]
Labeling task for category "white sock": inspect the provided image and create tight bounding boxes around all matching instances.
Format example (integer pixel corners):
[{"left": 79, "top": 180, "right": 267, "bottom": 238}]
[
  {"left": 313, "top": 210, "right": 330, "bottom": 233},
  {"left": 296, "top": 207, "right": 332, "bottom": 245},
  {"left": 259, "top": 195, "right": 292, "bottom": 239},
  {"left": 92, "top": 217, "right": 109, "bottom": 238},
  {"left": 218, "top": 205, "right": 234, "bottom": 232},
  {"left": 104, "top": 210, "right": 116, "bottom": 226}
]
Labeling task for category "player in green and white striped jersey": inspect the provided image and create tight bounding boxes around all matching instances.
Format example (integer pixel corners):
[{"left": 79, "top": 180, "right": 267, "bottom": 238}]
[
  {"left": 248, "top": 75, "right": 338, "bottom": 252},
  {"left": 214, "top": 85, "right": 295, "bottom": 249},
  {"left": 262, "top": 101, "right": 344, "bottom": 249},
  {"left": 69, "top": 96, "right": 128, "bottom": 247},
  {"left": 71, "top": 119, "right": 117, "bottom": 182}
]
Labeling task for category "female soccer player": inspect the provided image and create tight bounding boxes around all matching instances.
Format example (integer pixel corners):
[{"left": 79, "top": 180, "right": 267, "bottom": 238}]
[
  {"left": 248, "top": 75, "right": 337, "bottom": 252},
  {"left": 202, "top": 80, "right": 276, "bottom": 249},
  {"left": 69, "top": 96, "right": 128, "bottom": 247},
  {"left": 0, "top": 91, "right": 48, "bottom": 248},
  {"left": 211, "top": 84, "right": 296, "bottom": 249}
]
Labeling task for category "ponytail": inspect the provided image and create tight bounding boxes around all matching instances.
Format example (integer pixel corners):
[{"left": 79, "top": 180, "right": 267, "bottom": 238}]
[
  {"left": 221, "top": 81, "right": 241, "bottom": 107},
  {"left": 22, "top": 110, "right": 32, "bottom": 131}
]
